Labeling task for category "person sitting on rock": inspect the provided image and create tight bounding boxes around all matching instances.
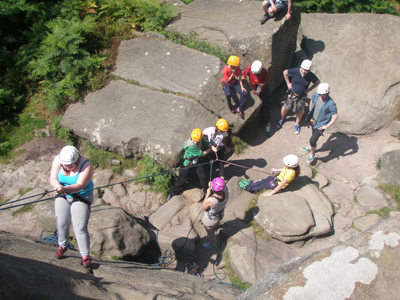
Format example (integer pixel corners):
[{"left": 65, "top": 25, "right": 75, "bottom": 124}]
[
  {"left": 242, "top": 60, "right": 272, "bottom": 136},
  {"left": 203, "top": 118, "right": 230, "bottom": 180},
  {"left": 221, "top": 55, "right": 248, "bottom": 119},
  {"left": 201, "top": 177, "right": 229, "bottom": 250},
  {"left": 260, "top": 0, "right": 292, "bottom": 25},
  {"left": 276, "top": 59, "right": 320, "bottom": 135},
  {"left": 238, "top": 154, "right": 300, "bottom": 197},
  {"left": 168, "top": 128, "right": 214, "bottom": 201}
]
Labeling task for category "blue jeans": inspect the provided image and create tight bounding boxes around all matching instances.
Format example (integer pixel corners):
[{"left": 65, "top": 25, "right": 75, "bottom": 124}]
[
  {"left": 223, "top": 81, "right": 248, "bottom": 110},
  {"left": 265, "top": 0, "right": 285, "bottom": 11}
]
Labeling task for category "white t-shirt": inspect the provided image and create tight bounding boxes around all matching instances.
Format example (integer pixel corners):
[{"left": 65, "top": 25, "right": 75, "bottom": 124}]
[{"left": 203, "top": 127, "right": 228, "bottom": 147}]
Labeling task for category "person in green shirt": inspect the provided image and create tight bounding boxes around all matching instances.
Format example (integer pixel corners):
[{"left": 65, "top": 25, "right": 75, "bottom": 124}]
[{"left": 168, "top": 128, "right": 214, "bottom": 201}]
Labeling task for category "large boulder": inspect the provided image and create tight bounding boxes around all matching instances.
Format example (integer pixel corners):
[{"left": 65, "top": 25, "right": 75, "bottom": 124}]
[
  {"left": 254, "top": 177, "right": 333, "bottom": 242},
  {"left": 61, "top": 80, "right": 215, "bottom": 166},
  {"left": 297, "top": 13, "right": 400, "bottom": 135},
  {"left": 379, "top": 149, "right": 400, "bottom": 187},
  {"left": 166, "top": 0, "right": 301, "bottom": 92}
]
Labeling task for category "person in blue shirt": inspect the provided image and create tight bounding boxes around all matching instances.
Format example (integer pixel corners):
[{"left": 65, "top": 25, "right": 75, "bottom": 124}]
[
  {"left": 277, "top": 59, "right": 320, "bottom": 135},
  {"left": 301, "top": 83, "right": 339, "bottom": 164}
]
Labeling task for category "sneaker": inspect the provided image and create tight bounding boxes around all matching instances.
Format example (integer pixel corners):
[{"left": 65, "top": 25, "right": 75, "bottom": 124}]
[
  {"left": 81, "top": 255, "right": 92, "bottom": 268},
  {"left": 276, "top": 119, "right": 283, "bottom": 129},
  {"left": 236, "top": 107, "right": 245, "bottom": 119},
  {"left": 294, "top": 124, "right": 300, "bottom": 135},
  {"left": 229, "top": 107, "right": 236, "bottom": 114},
  {"left": 202, "top": 243, "right": 217, "bottom": 250},
  {"left": 55, "top": 246, "right": 67, "bottom": 259},
  {"left": 264, "top": 124, "right": 271, "bottom": 136},
  {"left": 307, "top": 154, "right": 315, "bottom": 164},
  {"left": 238, "top": 179, "right": 249, "bottom": 189},
  {"left": 260, "top": 14, "right": 270, "bottom": 24},
  {"left": 301, "top": 146, "right": 311, "bottom": 152}
]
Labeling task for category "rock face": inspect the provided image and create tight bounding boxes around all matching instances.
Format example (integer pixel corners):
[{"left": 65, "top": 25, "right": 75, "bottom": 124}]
[
  {"left": 379, "top": 149, "right": 400, "bottom": 187},
  {"left": 297, "top": 13, "right": 400, "bottom": 135},
  {"left": 237, "top": 215, "right": 400, "bottom": 300},
  {"left": 254, "top": 177, "right": 333, "bottom": 243},
  {"left": 0, "top": 231, "right": 240, "bottom": 300}
]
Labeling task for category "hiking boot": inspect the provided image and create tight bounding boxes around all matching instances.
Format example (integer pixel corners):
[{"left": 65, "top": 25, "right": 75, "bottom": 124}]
[
  {"left": 276, "top": 119, "right": 283, "bottom": 129},
  {"left": 81, "top": 255, "right": 92, "bottom": 268},
  {"left": 307, "top": 154, "right": 315, "bottom": 164},
  {"left": 55, "top": 246, "right": 67, "bottom": 259},
  {"left": 202, "top": 243, "right": 217, "bottom": 250},
  {"left": 237, "top": 107, "right": 245, "bottom": 119},
  {"left": 229, "top": 107, "right": 236, "bottom": 114},
  {"left": 294, "top": 124, "right": 300, "bottom": 135},
  {"left": 301, "top": 146, "right": 311, "bottom": 152},
  {"left": 264, "top": 124, "right": 271, "bottom": 136},
  {"left": 260, "top": 14, "right": 270, "bottom": 24}
]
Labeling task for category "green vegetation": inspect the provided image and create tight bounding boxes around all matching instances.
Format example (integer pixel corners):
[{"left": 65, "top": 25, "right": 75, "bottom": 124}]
[
  {"left": 295, "top": 0, "right": 398, "bottom": 14},
  {"left": 353, "top": 195, "right": 358, "bottom": 203},
  {"left": 222, "top": 251, "right": 252, "bottom": 291},
  {"left": 366, "top": 207, "right": 394, "bottom": 219},
  {"left": 242, "top": 195, "right": 270, "bottom": 241},
  {"left": 11, "top": 203, "right": 35, "bottom": 217},
  {"left": 380, "top": 183, "right": 400, "bottom": 209},
  {"left": 230, "top": 136, "right": 249, "bottom": 155},
  {"left": 311, "top": 167, "right": 317, "bottom": 178}
]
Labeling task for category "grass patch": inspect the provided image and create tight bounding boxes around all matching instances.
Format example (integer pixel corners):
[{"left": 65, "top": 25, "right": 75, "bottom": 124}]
[
  {"left": 222, "top": 251, "right": 251, "bottom": 291},
  {"left": 379, "top": 183, "right": 400, "bottom": 209},
  {"left": 353, "top": 195, "right": 358, "bottom": 203},
  {"left": 18, "top": 187, "right": 34, "bottom": 197},
  {"left": 242, "top": 194, "right": 270, "bottom": 241},
  {"left": 311, "top": 167, "right": 317, "bottom": 178},
  {"left": 230, "top": 136, "right": 249, "bottom": 155},
  {"left": 11, "top": 203, "right": 35, "bottom": 217},
  {"left": 111, "top": 255, "right": 123, "bottom": 260},
  {"left": 376, "top": 158, "right": 381, "bottom": 169}
]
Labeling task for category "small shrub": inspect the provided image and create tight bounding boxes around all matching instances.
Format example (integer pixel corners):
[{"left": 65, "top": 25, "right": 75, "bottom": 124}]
[
  {"left": 311, "top": 167, "right": 317, "bottom": 178},
  {"left": 376, "top": 158, "right": 381, "bottom": 169},
  {"left": 230, "top": 136, "right": 248, "bottom": 155},
  {"left": 50, "top": 116, "right": 74, "bottom": 145}
]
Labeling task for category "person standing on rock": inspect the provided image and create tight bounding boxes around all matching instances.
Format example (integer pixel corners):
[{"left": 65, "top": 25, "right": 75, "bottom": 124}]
[
  {"left": 203, "top": 118, "right": 230, "bottom": 180},
  {"left": 301, "top": 83, "right": 339, "bottom": 164},
  {"left": 260, "top": 0, "right": 292, "bottom": 24},
  {"left": 201, "top": 177, "right": 229, "bottom": 250},
  {"left": 221, "top": 55, "right": 248, "bottom": 119},
  {"left": 168, "top": 128, "right": 214, "bottom": 201},
  {"left": 49, "top": 145, "right": 94, "bottom": 268},
  {"left": 238, "top": 154, "right": 300, "bottom": 197},
  {"left": 242, "top": 60, "right": 272, "bottom": 136},
  {"left": 276, "top": 59, "right": 320, "bottom": 135}
]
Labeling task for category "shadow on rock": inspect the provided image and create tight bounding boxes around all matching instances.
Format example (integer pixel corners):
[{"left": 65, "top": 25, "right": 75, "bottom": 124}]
[
  {"left": 317, "top": 133, "right": 359, "bottom": 162},
  {"left": 223, "top": 158, "right": 268, "bottom": 180}
]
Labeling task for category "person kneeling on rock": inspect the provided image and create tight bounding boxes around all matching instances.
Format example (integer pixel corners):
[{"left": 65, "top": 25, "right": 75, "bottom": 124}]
[
  {"left": 238, "top": 155, "right": 300, "bottom": 197},
  {"left": 201, "top": 177, "right": 229, "bottom": 250}
]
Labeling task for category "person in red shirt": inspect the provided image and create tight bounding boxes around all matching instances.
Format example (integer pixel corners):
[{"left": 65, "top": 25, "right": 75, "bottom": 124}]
[
  {"left": 221, "top": 55, "right": 248, "bottom": 119},
  {"left": 242, "top": 60, "right": 271, "bottom": 135}
]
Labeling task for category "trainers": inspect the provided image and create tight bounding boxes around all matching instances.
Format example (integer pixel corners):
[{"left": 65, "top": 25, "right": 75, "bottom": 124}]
[
  {"left": 264, "top": 124, "right": 271, "bottom": 136},
  {"left": 81, "top": 255, "right": 92, "bottom": 268},
  {"left": 238, "top": 179, "right": 249, "bottom": 189},
  {"left": 202, "top": 243, "right": 217, "bottom": 250},
  {"left": 237, "top": 108, "right": 245, "bottom": 119},
  {"left": 260, "top": 14, "right": 270, "bottom": 24},
  {"left": 55, "top": 246, "right": 67, "bottom": 259},
  {"left": 307, "top": 154, "right": 315, "bottom": 164},
  {"left": 294, "top": 124, "right": 300, "bottom": 134},
  {"left": 301, "top": 146, "right": 311, "bottom": 152},
  {"left": 276, "top": 119, "right": 283, "bottom": 129},
  {"left": 229, "top": 107, "right": 236, "bottom": 114}
]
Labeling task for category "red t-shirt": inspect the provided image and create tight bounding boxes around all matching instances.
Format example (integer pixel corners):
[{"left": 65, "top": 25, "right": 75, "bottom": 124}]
[
  {"left": 221, "top": 65, "right": 242, "bottom": 84},
  {"left": 242, "top": 65, "right": 269, "bottom": 90}
]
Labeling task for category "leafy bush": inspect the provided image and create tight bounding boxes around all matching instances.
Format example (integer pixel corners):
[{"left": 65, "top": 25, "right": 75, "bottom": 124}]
[
  {"left": 295, "top": 0, "right": 398, "bottom": 14},
  {"left": 50, "top": 116, "right": 74, "bottom": 145}
]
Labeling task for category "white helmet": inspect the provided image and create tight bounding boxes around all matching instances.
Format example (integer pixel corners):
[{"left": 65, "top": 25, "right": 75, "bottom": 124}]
[
  {"left": 300, "top": 59, "right": 312, "bottom": 71},
  {"left": 251, "top": 60, "right": 263, "bottom": 74},
  {"left": 59, "top": 146, "right": 79, "bottom": 165},
  {"left": 283, "top": 154, "right": 299, "bottom": 168},
  {"left": 317, "top": 83, "right": 330, "bottom": 94}
]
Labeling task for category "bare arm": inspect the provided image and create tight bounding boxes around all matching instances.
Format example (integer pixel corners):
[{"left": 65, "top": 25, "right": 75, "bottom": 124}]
[
  {"left": 305, "top": 80, "right": 320, "bottom": 94},
  {"left": 263, "top": 179, "right": 287, "bottom": 197},
  {"left": 202, "top": 185, "right": 214, "bottom": 211},
  {"left": 319, "top": 113, "right": 339, "bottom": 131},
  {"left": 285, "top": 0, "right": 292, "bottom": 20}
]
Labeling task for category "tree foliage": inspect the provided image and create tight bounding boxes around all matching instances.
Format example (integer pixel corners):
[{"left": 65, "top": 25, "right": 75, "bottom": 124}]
[{"left": 295, "top": 0, "right": 398, "bottom": 14}]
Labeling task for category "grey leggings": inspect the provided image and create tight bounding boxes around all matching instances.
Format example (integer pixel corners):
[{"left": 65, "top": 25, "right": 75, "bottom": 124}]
[{"left": 55, "top": 196, "right": 92, "bottom": 257}]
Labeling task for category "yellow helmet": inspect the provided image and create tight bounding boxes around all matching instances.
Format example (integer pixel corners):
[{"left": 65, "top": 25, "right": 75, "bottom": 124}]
[
  {"left": 191, "top": 128, "right": 203, "bottom": 142},
  {"left": 227, "top": 55, "right": 240, "bottom": 67},
  {"left": 216, "top": 118, "right": 229, "bottom": 132}
]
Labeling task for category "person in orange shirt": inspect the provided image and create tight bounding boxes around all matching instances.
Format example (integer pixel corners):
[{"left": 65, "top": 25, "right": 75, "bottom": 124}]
[{"left": 221, "top": 55, "right": 248, "bottom": 119}]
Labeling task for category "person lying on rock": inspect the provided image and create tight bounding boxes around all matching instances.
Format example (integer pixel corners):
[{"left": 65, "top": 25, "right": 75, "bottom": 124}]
[
  {"left": 49, "top": 145, "right": 94, "bottom": 268},
  {"left": 260, "top": 0, "right": 292, "bottom": 24},
  {"left": 242, "top": 60, "right": 272, "bottom": 136},
  {"left": 238, "top": 154, "right": 300, "bottom": 197},
  {"left": 301, "top": 83, "right": 339, "bottom": 164},
  {"left": 168, "top": 128, "right": 214, "bottom": 201},
  {"left": 201, "top": 177, "right": 229, "bottom": 250},
  {"left": 203, "top": 118, "right": 230, "bottom": 180},
  {"left": 221, "top": 55, "right": 248, "bottom": 119}
]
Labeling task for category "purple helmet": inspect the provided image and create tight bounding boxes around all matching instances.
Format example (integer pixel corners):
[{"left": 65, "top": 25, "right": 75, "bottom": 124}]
[{"left": 212, "top": 177, "right": 225, "bottom": 192}]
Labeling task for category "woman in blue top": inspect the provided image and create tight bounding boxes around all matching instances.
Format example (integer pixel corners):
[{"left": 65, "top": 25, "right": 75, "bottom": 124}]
[{"left": 50, "top": 145, "right": 94, "bottom": 268}]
